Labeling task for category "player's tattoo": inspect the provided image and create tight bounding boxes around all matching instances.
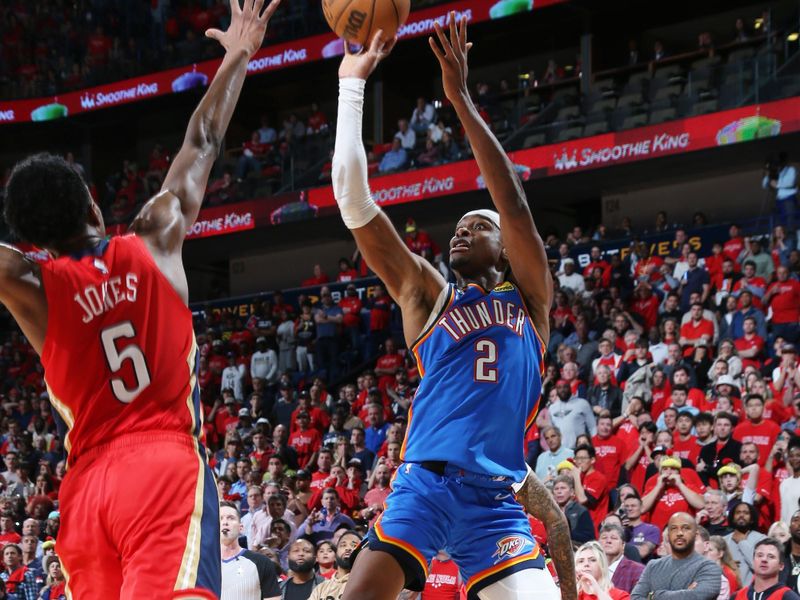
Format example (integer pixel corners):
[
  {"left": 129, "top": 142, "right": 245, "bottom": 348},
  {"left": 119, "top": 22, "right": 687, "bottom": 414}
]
[{"left": 517, "top": 473, "right": 578, "bottom": 600}]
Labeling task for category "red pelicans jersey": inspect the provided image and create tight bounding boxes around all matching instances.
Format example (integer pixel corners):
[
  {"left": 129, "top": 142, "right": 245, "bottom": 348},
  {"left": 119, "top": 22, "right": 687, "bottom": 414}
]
[{"left": 40, "top": 235, "right": 202, "bottom": 465}]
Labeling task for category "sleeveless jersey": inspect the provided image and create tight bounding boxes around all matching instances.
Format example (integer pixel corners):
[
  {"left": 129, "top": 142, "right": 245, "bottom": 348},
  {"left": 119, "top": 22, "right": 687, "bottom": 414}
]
[
  {"left": 402, "top": 282, "right": 544, "bottom": 481},
  {"left": 40, "top": 235, "right": 202, "bottom": 466}
]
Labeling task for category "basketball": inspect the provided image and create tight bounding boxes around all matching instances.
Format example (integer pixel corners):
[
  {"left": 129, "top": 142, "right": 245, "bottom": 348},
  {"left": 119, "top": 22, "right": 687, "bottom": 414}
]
[{"left": 322, "top": 0, "right": 411, "bottom": 46}]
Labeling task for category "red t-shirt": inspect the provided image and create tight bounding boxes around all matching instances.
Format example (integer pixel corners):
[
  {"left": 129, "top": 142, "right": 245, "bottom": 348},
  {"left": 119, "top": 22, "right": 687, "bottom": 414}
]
[
  {"left": 630, "top": 453, "right": 652, "bottom": 495},
  {"left": 591, "top": 434, "right": 625, "bottom": 492},
  {"left": 582, "top": 470, "right": 609, "bottom": 530},
  {"left": 634, "top": 257, "right": 664, "bottom": 282},
  {"left": 724, "top": 237, "right": 745, "bottom": 262},
  {"left": 679, "top": 319, "right": 714, "bottom": 356},
  {"left": 310, "top": 470, "right": 333, "bottom": 492},
  {"left": 579, "top": 590, "right": 629, "bottom": 600},
  {"left": 376, "top": 353, "right": 404, "bottom": 390},
  {"left": 339, "top": 297, "right": 363, "bottom": 329},
  {"left": 734, "top": 334, "right": 765, "bottom": 370},
  {"left": 643, "top": 468, "right": 706, "bottom": 531},
  {"left": 616, "top": 421, "right": 640, "bottom": 456},
  {"left": 764, "top": 399, "right": 790, "bottom": 426},
  {"left": 289, "top": 428, "right": 322, "bottom": 469},
  {"left": 631, "top": 295, "right": 660, "bottom": 331},
  {"left": 767, "top": 280, "right": 800, "bottom": 324},
  {"left": 421, "top": 558, "right": 462, "bottom": 600},
  {"left": 290, "top": 406, "right": 330, "bottom": 435},
  {"left": 732, "top": 419, "right": 781, "bottom": 467},
  {"left": 337, "top": 269, "right": 359, "bottom": 282},
  {"left": 0, "top": 532, "right": 21, "bottom": 546},
  {"left": 672, "top": 433, "right": 701, "bottom": 465}
]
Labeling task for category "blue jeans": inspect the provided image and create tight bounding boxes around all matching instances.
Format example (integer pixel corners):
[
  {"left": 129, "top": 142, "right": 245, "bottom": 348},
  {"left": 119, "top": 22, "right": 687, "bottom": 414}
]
[{"left": 775, "top": 194, "right": 798, "bottom": 230}]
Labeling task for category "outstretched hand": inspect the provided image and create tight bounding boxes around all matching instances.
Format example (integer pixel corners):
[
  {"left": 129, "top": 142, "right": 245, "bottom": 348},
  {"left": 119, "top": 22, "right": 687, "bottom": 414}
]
[
  {"left": 429, "top": 12, "right": 473, "bottom": 104},
  {"left": 206, "top": 0, "right": 281, "bottom": 58},
  {"left": 338, "top": 31, "right": 398, "bottom": 80}
]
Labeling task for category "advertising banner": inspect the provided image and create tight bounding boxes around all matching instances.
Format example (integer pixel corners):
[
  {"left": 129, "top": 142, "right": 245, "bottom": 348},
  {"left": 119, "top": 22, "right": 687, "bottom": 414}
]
[
  {"left": 0, "top": 0, "right": 565, "bottom": 125},
  {"left": 309, "top": 95, "right": 800, "bottom": 210},
  {"left": 191, "top": 276, "right": 382, "bottom": 317}
]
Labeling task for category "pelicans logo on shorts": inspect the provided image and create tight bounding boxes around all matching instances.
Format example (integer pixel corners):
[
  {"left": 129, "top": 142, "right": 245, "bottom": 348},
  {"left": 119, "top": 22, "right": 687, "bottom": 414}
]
[{"left": 491, "top": 536, "right": 529, "bottom": 563}]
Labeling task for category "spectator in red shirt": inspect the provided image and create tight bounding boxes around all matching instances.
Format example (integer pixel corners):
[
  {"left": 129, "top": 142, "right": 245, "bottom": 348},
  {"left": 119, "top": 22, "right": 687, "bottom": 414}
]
[
  {"left": 733, "top": 261, "right": 768, "bottom": 310},
  {"left": 374, "top": 338, "right": 404, "bottom": 391},
  {"left": 582, "top": 246, "right": 610, "bottom": 279},
  {"left": 289, "top": 412, "right": 322, "bottom": 469},
  {"left": 368, "top": 285, "right": 393, "bottom": 356},
  {"left": 641, "top": 456, "right": 705, "bottom": 531},
  {"left": 403, "top": 219, "right": 441, "bottom": 263},
  {"left": 591, "top": 412, "right": 625, "bottom": 492},
  {"left": 338, "top": 284, "right": 364, "bottom": 358},
  {"left": 309, "top": 448, "right": 334, "bottom": 492},
  {"left": 631, "top": 282, "right": 659, "bottom": 332},
  {"left": 633, "top": 244, "right": 664, "bottom": 284},
  {"left": 724, "top": 224, "right": 745, "bottom": 262},
  {"left": 306, "top": 103, "right": 329, "bottom": 135},
  {"left": 302, "top": 264, "right": 330, "bottom": 287},
  {"left": 336, "top": 258, "right": 359, "bottom": 282},
  {"left": 568, "top": 444, "right": 609, "bottom": 532},
  {"left": 733, "top": 394, "right": 780, "bottom": 467},
  {"left": 235, "top": 130, "right": 271, "bottom": 180},
  {"left": 764, "top": 265, "right": 800, "bottom": 343},
  {"left": 735, "top": 317, "right": 765, "bottom": 371},
  {"left": 672, "top": 411, "right": 700, "bottom": 465},
  {"left": 0, "top": 512, "right": 21, "bottom": 546},
  {"left": 679, "top": 303, "right": 715, "bottom": 357}
]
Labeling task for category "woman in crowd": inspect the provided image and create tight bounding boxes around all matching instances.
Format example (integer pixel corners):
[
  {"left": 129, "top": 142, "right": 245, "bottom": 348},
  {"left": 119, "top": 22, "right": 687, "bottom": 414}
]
[
  {"left": 38, "top": 555, "right": 65, "bottom": 600},
  {"left": 705, "top": 535, "right": 741, "bottom": 594},
  {"left": 574, "top": 541, "right": 630, "bottom": 600}
]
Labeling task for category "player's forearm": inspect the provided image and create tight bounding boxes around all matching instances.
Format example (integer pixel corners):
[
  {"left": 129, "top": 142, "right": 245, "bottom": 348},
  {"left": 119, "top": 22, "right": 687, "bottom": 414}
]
[
  {"left": 187, "top": 49, "right": 249, "bottom": 154},
  {"left": 332, "top": 78, "right": 380, "bottom": 229},
  {"left": 516, "top": 473, "right": 577, "bottom": 600},
  {"left": 450, "top": 94, "right": 528, "bottom": 216}
]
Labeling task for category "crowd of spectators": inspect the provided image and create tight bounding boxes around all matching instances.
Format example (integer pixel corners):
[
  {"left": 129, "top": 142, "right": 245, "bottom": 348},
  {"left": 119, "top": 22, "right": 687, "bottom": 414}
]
[
  {"left": 4, "top": 166, "right": 800, "bottom": 598},
  {"left": 0, "top": 0, "right": 454, "bottom": 101}
]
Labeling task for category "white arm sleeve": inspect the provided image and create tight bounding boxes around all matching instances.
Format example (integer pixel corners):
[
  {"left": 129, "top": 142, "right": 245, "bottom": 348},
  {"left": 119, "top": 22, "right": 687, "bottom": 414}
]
[{"left": 332, "top": 78, "right": 381, "bottom": 229}]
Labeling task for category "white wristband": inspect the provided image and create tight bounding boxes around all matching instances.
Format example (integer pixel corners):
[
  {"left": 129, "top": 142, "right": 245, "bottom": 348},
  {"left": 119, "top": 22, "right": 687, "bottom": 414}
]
[{"left": 332, "top": 78, "right": 381, "bottom": 229}]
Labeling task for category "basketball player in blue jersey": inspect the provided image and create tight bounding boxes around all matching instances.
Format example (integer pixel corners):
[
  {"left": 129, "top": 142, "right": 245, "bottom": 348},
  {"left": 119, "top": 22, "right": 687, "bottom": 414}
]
[{"left": 332, "top": 14, "right": 576, "bottom": 600}]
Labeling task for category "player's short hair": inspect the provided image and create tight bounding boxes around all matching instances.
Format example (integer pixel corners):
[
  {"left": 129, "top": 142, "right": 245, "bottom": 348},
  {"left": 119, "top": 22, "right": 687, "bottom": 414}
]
[
  {"left": 4, "top": 153, "right": 91, "bottom": 249},
  {"left": 219, "top": 500, "right": 239, "bottom": 516}
]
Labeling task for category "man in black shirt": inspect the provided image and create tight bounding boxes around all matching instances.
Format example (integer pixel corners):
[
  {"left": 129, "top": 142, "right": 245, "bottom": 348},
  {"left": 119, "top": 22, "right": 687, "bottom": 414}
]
[
  {"left": 781, "top": 510, "right": 800, "bottom": 594},
  {"left": 280, "top": 539, "right": 324, "bottom": 600}
]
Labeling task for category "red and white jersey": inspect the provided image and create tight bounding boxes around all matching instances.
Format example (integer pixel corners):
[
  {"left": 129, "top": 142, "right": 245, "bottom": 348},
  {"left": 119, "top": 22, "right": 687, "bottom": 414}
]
[{"left": 40, "top": 235, "right": 202, "bottom": 465}]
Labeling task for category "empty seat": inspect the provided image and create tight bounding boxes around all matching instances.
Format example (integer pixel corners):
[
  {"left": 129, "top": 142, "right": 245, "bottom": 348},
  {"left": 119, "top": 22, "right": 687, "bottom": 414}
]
[
  {"left": 617, "top": 92, "right": 644, "bottom": 108},
  {"left": 551, "top": 86, "right": 580, "bottom": 105},
  {"left": 555, "top": 105, "right": 581, "bottom": 121},
  {"left": 691, "top": 56, "right": 721, "bottom": 70},
  {"left": 522, "top": 133, "right": 546, "bottom": 148},
  {"left": 555, "top": 126, "right": 583, "bottom": 142},
  {"left": 621, "top": 114, "right": 648, "bottom": 130},
  {"left": 691, "top": 99, "right": 719, "bottom": 115},
  {"left": 728, "top": 47, "right": 755, "bottom": 63},
  {"left": 651, "top": 84, "right": 683, "bottom": 104},
  {"left": 583, "top": 121, "right": 609, "bottom": 137},
  {"left": 650, "top": 107, "right": 677, "bottom": 124},
  {"left": 654, "top": 64, "right": 684, "bottom": 80}
]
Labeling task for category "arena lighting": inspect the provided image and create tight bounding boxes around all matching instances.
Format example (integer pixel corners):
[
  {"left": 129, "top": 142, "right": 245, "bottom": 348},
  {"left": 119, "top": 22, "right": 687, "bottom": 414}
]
[
  {"left": 754, "top": 18, "right": 764, "bottom": 29},
  {"left": 518, "top": 73, "right": 531, "bottom": 79},
  {"left": 787, "top": 32, "right": 799, "bottom": 42},
  {"left": 433, "top": 100, "right": 443, "bottom": 109}
]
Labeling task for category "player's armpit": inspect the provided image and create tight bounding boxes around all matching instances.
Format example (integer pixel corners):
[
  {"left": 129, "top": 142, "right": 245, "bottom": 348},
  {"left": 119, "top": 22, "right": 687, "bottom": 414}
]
[
  {"left": 0, "top": 245, "right": 47, "bottom": 353},
  {"left": 516, "top": 473, "right": 577, "bottom": 600}
]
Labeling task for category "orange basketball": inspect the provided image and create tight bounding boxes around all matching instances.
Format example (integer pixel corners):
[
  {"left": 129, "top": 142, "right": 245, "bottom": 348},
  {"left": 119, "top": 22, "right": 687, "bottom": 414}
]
[{"left": 322, "top": 0, "right": 411, "bottom": 46}]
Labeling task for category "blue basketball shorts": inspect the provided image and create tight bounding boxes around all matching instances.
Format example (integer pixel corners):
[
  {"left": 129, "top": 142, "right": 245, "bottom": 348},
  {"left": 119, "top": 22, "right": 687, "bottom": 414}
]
[{"left": 363, "top": 462, "right": 546, "bottom": 599}]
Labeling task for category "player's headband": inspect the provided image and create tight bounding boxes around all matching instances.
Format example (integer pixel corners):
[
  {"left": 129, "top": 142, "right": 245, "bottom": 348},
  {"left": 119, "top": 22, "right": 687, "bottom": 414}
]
[{"left": 461, "top": 209, "right": 501, "bottom": 230}]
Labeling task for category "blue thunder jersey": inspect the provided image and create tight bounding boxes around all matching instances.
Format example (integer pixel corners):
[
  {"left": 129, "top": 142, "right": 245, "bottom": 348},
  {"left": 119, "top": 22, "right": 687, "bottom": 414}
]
[{"left": 402, "top": 282, "right": 545, "bottom": 482}]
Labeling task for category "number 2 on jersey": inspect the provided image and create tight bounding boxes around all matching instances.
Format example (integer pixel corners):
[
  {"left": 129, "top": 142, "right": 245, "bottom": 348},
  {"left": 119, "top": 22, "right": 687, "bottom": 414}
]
[
  {"left": 101, "top": 322, "right": 151, "bottom": 403},
  {"left": 474, "top": 339, "right": 498, "bottom": 382}
]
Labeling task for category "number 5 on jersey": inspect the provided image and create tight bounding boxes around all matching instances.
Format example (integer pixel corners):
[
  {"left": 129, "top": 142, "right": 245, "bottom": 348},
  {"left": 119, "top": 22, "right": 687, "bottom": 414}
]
[
  {"left": 101, "top": 322, "right": 152, "bottom": 403},
  {"left": 474, "top": 339, "right": 498, "bottom": 383}
]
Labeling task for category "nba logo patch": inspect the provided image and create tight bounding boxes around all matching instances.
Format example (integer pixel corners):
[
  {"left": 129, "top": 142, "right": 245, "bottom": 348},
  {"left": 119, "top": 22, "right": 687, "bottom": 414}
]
[{"left": 491, "top": 535, "right": 528, "bottom": 564}]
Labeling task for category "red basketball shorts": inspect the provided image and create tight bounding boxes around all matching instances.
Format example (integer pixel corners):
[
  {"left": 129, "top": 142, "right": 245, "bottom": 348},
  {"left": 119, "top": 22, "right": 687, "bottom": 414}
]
[{"left": 56, "top": 432, "right": 221, "bottom": 599}]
